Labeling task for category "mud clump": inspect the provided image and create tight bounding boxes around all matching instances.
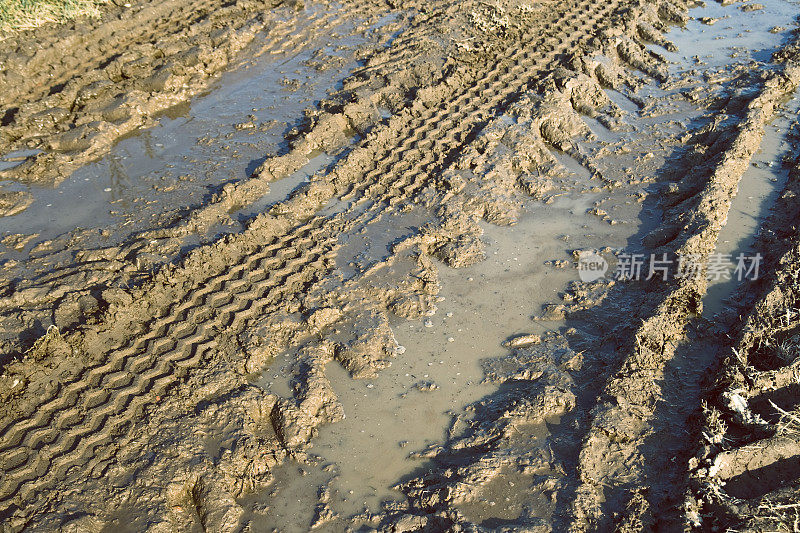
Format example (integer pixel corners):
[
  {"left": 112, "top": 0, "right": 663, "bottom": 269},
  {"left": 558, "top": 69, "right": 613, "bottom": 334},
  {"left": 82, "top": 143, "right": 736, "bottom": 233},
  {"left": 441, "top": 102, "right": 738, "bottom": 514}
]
[{"left": 0, "top": 191, "right": 33, "bottom": 218}]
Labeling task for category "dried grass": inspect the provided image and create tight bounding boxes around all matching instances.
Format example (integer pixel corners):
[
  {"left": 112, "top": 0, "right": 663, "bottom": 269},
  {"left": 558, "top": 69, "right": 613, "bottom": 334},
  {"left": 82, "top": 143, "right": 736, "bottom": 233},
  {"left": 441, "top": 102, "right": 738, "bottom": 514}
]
[
  {"left": 0, "top": 0, "right": 111, "bottom": 33},
  {"left": 769, "top": 400, "right": 800, "bottom": 436}
]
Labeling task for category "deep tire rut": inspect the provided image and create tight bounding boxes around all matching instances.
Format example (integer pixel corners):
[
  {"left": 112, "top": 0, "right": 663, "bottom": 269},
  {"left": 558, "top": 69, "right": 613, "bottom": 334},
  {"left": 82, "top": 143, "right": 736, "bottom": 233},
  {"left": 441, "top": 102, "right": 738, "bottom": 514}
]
[{"left": 0, "top": 0, "right": 656, "bottom": 524}]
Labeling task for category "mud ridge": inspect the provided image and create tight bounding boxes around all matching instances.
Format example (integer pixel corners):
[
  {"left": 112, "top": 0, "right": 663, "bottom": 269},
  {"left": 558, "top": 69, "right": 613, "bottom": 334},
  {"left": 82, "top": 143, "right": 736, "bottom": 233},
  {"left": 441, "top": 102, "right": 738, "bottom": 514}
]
[
  {"left": 0, "top": 0, "right": 678, "bottom": 528},
  {"left": 569, "top": 28, "right": 800, "bottom": 531},
  {"left": 686, "top": 113, "right": 800, "bottom": 530}
]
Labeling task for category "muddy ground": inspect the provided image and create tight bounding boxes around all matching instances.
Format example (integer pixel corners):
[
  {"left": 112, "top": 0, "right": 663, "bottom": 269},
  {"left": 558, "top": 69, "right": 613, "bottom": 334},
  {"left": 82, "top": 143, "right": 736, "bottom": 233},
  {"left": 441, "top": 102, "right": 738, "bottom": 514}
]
[{"left": 2, "top": 0, "right": 800, "bottom": 530}]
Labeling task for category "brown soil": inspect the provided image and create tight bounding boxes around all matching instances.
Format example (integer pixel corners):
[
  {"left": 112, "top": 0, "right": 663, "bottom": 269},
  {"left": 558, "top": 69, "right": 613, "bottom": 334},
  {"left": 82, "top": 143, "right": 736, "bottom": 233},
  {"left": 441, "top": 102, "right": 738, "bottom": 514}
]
[
  {"left": 0, "top": 0, "right": 386, "bottom": 191},
  {"left": 686, "top": 112, "right": 800, "bottom": 531},
  {"left": 1, "top": 0, "right": 800, "bottom": 530}
]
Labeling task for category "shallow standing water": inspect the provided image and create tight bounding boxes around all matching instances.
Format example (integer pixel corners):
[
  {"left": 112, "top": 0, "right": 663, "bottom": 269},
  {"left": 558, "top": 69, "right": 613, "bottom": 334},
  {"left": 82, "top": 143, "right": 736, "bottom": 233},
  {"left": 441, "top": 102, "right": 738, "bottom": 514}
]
[
  {"left": 1, "top": 0, "right": 799, "bottom": 530},
  {"left": 0, "top": 4, "right": 398, "bottom": 263},
  {"left": 248, "top": 1, "right": 800, "bottom": 529}
]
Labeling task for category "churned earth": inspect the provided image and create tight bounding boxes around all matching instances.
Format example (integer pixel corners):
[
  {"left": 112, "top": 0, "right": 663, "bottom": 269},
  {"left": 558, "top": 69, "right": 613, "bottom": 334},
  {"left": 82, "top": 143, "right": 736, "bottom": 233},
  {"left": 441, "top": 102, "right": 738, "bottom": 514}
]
[{"left": 1, "top": 0, "right": 800, "bottom": 531}]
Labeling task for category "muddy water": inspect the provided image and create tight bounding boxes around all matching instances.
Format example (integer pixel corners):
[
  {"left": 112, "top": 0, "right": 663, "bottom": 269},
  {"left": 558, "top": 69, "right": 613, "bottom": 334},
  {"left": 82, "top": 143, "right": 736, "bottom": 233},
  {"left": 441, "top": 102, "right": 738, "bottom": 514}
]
[
  {"left": 657, "top": 0, "right": 798, "bottom": 67},
  {"left": 251, "top": 142, "right": 663, "bottom": 528},
  {"left": 0, "top": 5, "right": 394, "bottom": 261},
  {"left": 314, "top": 211, "right": 584, "bottom": 514},
  {"left": 247, "top": 2, "right": 800, "bottom": 530},
  {"left": 705, "top": 94, "right": 800, "bottom": 319},
  {"left": 0, "top": 150, "right": 43, "bottom": 172},
  {"left": 241, "top": 460, "right": 336, "bottom": 531},
  {"left": 652, "top": 0, "right": 800, "bottom": 316},
  {"left": 250, "top": 190, "right": 634, "bottom": 528}
]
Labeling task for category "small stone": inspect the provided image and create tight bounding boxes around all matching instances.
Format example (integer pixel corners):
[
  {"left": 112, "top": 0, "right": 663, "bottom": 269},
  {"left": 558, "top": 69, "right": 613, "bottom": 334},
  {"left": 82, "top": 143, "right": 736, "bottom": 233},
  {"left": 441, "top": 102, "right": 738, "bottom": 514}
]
[{"left": 502, "top": 334, "right": 542, "bottom": 348}]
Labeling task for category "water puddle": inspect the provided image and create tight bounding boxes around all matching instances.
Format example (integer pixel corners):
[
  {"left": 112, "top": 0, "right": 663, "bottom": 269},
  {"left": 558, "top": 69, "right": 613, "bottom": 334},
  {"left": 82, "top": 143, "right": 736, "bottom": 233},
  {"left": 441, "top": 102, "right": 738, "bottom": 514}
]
[
  {"left": 0, "top": 4, "right": 398, "bottom": 259},
  {"left": 300, "top": 212, "right": 581, "bottom": 516},
  {"left": 239, "top": 152, "right": 336, "bottom": 220},
  {"left": 254, "top": 349, "right": 297, "bottom": 400},
  {"left": 581, "top": 115, "right": 621, "bottom": 144},
  {"left": 243, "top": 461, "right": 335, "bottom": 532},
  {"left": 199, "top": 151, "right": 337, "bottom": 242},
  {"left": 251, "top": 174, "right": 645, "bottom": 527},
  {"left": 455, "top": 462, "right": 553, "bottom": 527},
  {"left": 334, "top": 207, "right": 430, "bottom": 280},
  {"left": 551, "top": 150, "right": 593, "bottom": 182},
  {"left": 605, "top": 88, "right": 642, "bottom": 115},
  {"left": 704, "top": 91, "right": 800, "bottom": 319},
  {"left": 0, "top": 149, "right": 43, "bottom": 172},
  {"left": 655, "top": 0, "right": 798, "bottom": 67}
]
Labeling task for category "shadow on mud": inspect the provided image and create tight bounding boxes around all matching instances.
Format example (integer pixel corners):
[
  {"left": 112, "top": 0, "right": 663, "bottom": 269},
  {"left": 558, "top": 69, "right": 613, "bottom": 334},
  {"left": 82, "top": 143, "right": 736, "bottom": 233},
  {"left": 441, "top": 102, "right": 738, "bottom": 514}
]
[{"left": 381, "top": 68, "right": 787, "bottom": 530}]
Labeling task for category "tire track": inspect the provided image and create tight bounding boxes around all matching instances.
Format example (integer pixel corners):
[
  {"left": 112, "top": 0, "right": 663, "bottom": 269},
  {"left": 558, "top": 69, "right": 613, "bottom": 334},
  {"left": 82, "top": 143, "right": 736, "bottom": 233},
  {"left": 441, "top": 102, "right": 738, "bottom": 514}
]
[
  {"left": 569, "top": 39, "right": 800, "bottom": 530},
  {"left": 0, "top": 0, "right": 632, "bottom": 521},
  {"left": 0, "top": 0, "right": 394, "bottom": 187},
  {"left": 0, "top": 224, "right": 339, "bottom": 515}
]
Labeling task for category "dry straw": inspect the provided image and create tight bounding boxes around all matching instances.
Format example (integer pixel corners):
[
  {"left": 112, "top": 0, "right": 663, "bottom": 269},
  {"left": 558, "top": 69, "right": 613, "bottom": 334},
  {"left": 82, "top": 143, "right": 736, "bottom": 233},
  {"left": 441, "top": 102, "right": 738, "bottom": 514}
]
[{"left": 0, "top": 0, "right": 110, "bottom": 33}]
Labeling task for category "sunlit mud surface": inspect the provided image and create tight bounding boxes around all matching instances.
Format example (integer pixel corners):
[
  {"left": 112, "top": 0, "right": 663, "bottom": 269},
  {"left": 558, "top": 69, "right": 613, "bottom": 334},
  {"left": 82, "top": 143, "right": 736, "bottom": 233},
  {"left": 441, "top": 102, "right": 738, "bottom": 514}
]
[
  {"left": 246, "top": 2, "right": 800, "bottom": 528},
  {"left": 2, "top": 0, "right": 800, "bottom": 530},
  {"left": 0, "top": 4, "right": 399, "bottom": 265}
]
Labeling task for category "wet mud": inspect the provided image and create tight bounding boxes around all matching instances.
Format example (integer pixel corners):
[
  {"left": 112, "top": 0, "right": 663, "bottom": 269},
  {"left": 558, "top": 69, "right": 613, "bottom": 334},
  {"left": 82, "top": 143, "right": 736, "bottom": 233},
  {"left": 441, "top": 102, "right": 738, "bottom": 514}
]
[{"left": 2, "top": 0, "right": 800, "bottom": 531}]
